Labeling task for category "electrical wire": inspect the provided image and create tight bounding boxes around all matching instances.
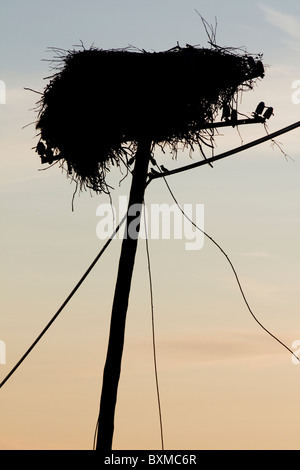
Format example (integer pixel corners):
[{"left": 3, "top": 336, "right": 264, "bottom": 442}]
[
  {"left": 93, "top": 418, "right": 99, "bottom": 450},
  {"left": 2, "top": 136, "right": 299, "bottom": 435},
  {"left": 143, "top": 200, "right": 164, "bottom": 451},
  {"left": 3, "top": 120, "right": 300, "bottom": 389},
  {"left": 148, "top": 120, "right": 300, "bottom": 184},
  {"left": 0, "top": 213, "right": 127, "bottom": 389},
  {"left": 160, "top": 172, "right": 300, "bottom": 364}
]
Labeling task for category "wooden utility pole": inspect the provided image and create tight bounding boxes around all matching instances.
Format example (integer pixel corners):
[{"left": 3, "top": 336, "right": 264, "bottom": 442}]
[{"left": 96, "top": 139, "right": 151, "bottom": 450}]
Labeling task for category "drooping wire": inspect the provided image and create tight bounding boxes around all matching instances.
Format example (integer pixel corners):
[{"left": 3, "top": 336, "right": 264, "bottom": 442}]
[
  {"left": 159, "top": 171, "right": 300, "bottom": 364},
  {"left": 2, "top": 149, "right": 298, "bottom": 400},
  {"left": 92, "top": 199, "right": 165, "bottom": 451},
  {"left": 0, "top": 213, "right": 127, "bottom": 390},
  {"left": 143, "top": 199, "right": 164, "bottom": 451}
]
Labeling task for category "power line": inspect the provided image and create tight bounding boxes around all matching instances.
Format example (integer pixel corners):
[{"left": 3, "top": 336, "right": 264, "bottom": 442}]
[
  {"left": 143, "top": 200, "right": 164, "bottom": 451},
  {"left": 2, "top": 120, "right": 299, "bottom": 398},
  {"left": 93, "top": 200, "right": 165, "bottom": 450},
  {"left": 148, "top": 120, "right": 300, "bottom": 182},
  {"left": 0, "top": 213, "right": 127, "bottom": 389},
  {"left": 160, "top": 172, "right": 300, "bottom": 364}
]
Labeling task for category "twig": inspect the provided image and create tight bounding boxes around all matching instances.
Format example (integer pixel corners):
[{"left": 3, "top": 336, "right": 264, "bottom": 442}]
[{"left": 23, "top": 87, "right": 43, "bottom": 95}]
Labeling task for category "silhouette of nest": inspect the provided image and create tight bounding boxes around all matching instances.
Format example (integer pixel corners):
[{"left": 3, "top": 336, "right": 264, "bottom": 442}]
[{"left": 35, "top": 44, "right": 264, "bottom": 193}]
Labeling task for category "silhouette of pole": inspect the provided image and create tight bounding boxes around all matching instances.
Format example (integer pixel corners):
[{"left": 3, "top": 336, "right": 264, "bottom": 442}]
[{"left": 96, "top": 139, "right": 151, "bottom": 450}]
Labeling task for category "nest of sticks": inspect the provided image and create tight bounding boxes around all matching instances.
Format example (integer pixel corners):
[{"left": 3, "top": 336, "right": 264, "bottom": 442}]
[{"left": 35, "top": 43, "right": 264, "bottom": 193}]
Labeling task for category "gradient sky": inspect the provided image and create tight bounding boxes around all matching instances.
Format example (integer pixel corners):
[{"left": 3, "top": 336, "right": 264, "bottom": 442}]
[{"left": 1, "top": 0, "right": 300, "bottom": 450}]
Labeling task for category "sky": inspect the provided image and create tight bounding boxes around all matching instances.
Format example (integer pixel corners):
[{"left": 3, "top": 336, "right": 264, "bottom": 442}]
[{"left": 1, "top": 0, "right": 300, "bottom": 450}]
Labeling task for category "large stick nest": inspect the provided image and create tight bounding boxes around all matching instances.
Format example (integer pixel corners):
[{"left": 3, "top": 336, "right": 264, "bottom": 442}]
[{"left": 35, "top": 43, "right": 264, "bottom": 193}]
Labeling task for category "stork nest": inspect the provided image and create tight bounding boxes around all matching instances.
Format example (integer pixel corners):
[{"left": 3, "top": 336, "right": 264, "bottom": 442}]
[{"left": 35, "top": 43, "right": 264, "bottom": 193}]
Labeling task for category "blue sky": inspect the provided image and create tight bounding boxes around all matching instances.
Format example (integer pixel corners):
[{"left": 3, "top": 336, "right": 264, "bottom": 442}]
[{"left": 1, "top": 0, "right": 300, "bottom": 450}]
